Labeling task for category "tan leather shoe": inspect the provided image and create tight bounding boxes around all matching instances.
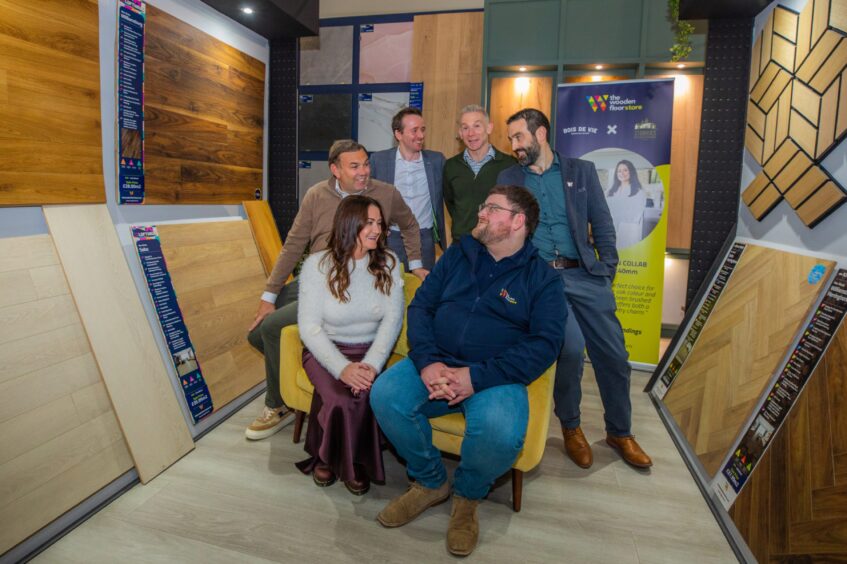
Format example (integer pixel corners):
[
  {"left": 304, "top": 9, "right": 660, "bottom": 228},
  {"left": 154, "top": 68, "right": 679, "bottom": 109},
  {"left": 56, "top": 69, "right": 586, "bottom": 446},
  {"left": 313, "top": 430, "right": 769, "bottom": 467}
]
[
  {"left": 447, "top": 496, "right": 480, "bottom": 557},
  {"left": 606, "top": 435, "right": 653, "bottom": 468},
  {"left": 377, "top": 481, "right": 450, "bottom": 528},
  {"left": 563, "top": 426, "right": 593, "bottom": 468}
]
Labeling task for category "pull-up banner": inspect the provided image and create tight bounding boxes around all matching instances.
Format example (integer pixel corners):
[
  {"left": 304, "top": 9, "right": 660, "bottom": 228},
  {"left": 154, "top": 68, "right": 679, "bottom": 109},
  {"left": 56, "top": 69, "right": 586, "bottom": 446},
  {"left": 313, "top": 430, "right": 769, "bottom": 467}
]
[
  {"left": 556, "top": 79, "right": 674, "bottom": 366},
  {"left": 117, "top": 0, "right": 146, "bottom": 204}
]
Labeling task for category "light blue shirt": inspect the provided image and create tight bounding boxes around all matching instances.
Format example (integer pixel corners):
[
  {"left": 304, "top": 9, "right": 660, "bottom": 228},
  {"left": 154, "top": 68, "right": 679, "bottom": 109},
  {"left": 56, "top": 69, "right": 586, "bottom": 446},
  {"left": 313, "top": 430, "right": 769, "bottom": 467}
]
[
  {"left": 463, "top": 145, "right": 495, "bottom": 176},
  {"left": 392, "top": 149, "right": 433, "bottom": 233},
  {"left": 523, "top": 155, "right": 578, "bottom": 261}
]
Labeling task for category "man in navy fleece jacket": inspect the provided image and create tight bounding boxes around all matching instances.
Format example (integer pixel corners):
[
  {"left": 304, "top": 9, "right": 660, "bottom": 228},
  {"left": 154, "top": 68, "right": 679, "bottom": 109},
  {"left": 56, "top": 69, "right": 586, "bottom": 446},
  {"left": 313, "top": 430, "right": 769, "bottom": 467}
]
[{"left": 370, "top": 185, "right": 565, "bottom": 557}]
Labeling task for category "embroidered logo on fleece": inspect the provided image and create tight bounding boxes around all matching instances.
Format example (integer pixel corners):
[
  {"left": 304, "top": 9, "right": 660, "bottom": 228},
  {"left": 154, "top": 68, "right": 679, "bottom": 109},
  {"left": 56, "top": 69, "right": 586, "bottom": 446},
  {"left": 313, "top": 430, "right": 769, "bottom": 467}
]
[{"left": 499, "top": 288, "right": 517, "bottom": 305}]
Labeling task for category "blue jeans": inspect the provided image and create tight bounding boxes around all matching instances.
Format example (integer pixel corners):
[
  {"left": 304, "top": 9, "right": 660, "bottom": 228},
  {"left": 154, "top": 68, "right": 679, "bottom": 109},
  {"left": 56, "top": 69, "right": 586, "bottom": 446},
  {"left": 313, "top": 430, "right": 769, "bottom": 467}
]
[
  {"left": 387, "top": 228, "right": 436, "bottom": 271},
  {"left": 554, "top": 267, "right": 632, "bottom": 436},
  {"left": 370, "top": 358, "right": 528, "bottom": 500}
]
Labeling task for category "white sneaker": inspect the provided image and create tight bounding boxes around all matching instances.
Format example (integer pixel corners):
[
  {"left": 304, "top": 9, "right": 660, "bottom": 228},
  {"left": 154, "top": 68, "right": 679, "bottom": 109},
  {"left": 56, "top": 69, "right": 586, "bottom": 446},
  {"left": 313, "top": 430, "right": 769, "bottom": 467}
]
[{"left": 245, "top": 406, "right": 294, "bottom": 440}]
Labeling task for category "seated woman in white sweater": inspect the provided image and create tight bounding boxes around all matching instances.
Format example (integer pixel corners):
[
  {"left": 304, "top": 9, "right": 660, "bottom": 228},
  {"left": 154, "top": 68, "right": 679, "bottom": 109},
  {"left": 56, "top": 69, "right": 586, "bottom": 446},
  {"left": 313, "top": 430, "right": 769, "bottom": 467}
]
[{"left": 295, "top": 195, "right": 405, "bottom": 495}]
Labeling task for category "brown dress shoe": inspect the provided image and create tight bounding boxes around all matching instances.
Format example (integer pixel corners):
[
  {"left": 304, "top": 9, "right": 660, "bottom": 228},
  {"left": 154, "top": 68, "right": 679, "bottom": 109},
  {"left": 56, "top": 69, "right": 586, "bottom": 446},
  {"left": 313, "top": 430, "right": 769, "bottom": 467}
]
[
  {"left": 377, "top": 481, "right": 450, "bottom": 528},
  {"left": 345, "top": 467, "right": 370, "bottom": 495},
  {"left": 606, "top": 435, "right": 653, "bottom": 468},
  {"left": 313, "top": 463, "right": 336, "bottom": 487},
  {"left": 563, "top": 426, "right": 593, "bottom": 468},
  {"left": 447, "top": 496, "right": 480, "bottom": 556}
]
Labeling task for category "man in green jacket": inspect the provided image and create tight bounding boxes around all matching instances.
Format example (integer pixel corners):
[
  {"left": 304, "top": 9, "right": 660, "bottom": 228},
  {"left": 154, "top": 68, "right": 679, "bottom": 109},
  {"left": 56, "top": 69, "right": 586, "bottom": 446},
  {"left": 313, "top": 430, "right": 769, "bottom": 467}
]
[{"left": 443, "top": 105, "right": 517, "bottom": 245}]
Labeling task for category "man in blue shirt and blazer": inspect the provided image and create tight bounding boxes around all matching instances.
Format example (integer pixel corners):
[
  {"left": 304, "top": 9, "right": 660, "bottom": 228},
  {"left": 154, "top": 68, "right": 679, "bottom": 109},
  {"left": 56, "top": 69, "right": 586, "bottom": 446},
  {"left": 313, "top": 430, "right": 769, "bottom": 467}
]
[
  {"left": 497, "top": 108, "right": 652, "bottom": 470},
  {"left": 370, "top": 107, "right": 446, "bottom": 272}
]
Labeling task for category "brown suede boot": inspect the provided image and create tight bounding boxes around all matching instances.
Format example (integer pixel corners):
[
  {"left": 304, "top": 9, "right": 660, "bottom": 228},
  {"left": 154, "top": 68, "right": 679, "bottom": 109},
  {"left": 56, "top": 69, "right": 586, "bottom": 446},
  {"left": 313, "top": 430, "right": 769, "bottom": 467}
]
[
  {"left": 563, "top": 426, "right": 593, "bottom": 468},
  {"left": 377, "top": 481, "right": 450, "bottom": 528},
  {"left": 447, "top": 496, "right": 480, "bottom": 557},
  {"left": 606, "top": 434, "right": 653, "bottom": 468}
]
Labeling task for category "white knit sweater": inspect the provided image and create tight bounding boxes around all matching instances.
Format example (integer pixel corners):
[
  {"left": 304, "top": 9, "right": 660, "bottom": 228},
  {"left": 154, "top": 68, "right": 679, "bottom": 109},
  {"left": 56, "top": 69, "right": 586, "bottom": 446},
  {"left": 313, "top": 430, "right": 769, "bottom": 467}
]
[{"left": 297, "top": 250, "right": 405, "bottom": 378}]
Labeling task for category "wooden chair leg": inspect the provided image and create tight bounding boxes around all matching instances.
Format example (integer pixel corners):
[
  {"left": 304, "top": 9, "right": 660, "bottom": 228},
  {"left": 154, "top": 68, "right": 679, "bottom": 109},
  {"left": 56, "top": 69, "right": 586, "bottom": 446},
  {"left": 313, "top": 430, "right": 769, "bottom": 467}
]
[
  {"left": 292, "top": 410, "right": 305, "bottom": 444},
  {"left": 511, "top": 469, "right": 523, "bottom": 512}
]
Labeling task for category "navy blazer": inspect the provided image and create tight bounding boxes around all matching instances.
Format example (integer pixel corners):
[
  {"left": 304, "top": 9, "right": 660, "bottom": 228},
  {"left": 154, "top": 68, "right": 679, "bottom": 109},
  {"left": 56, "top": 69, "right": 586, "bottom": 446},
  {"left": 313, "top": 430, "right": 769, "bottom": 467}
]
[
  {"left": 497, "top": 153, "right": 618, "bottom": 278},
  {"left": 369, "top": 148, "right": 446, "bottom": 250}
]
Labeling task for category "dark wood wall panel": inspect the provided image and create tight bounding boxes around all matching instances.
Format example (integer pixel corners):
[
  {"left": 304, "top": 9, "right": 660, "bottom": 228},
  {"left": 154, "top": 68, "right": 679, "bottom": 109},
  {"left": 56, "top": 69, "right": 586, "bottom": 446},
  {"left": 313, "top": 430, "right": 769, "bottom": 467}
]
[
  {"left": 0, "top": 0, "right": 105, "bottom": 205},
  {"left": 144, "top": 6, "right": 265, "bottom": 204},
  {"left": 730, "top": 322, "right": 847, "bottom": 561}
]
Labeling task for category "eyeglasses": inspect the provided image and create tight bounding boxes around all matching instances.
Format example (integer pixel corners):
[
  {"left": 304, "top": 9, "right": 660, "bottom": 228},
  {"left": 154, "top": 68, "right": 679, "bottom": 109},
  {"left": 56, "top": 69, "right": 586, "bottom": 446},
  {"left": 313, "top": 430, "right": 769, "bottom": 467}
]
[{"left": 478, "top": 202, "right": 520, "bottom": 215}]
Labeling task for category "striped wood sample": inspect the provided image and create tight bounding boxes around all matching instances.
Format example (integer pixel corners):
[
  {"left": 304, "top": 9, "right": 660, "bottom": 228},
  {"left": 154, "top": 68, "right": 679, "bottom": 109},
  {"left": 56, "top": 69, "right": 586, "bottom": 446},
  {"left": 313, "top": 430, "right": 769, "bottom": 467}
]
[
  {"left": 730, "top": 322, "right": 847, "bottom": 561},
  {"left": 143, "top": 6, "right": 265, "bottom": 204},
  {"left": 155, "top": 221, "right": 266, "bottom": 410},
  {"left": 411, "top": 12, "right": 484, "bottom": 157},
  {"left": 243, "top": 200, "right": 281, "bottom": 277},
  {"left": 667, "top": 74, "right": 704, "bottom": 250},
  {"left": 744, "top": 1, "right": 847, "bottom": 226},
  {"left": 44, "top": 205, "right": 193, "bottom": 484},
  {"left": 0, "top": 0, "right": 105, "bottom": 205},
  {"left": 663, "top": 245, "right": 833, "bottom": 477},
  {"left": 0, "top": 234, "right": 132, "bottom": 553}
]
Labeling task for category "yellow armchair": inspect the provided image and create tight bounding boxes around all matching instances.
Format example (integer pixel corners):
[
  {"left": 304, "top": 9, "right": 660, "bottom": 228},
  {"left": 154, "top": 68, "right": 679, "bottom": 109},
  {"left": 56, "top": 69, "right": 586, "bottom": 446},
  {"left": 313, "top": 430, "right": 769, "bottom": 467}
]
[{"left": 279, "top": 273, "right": 555, "bottom": 511}]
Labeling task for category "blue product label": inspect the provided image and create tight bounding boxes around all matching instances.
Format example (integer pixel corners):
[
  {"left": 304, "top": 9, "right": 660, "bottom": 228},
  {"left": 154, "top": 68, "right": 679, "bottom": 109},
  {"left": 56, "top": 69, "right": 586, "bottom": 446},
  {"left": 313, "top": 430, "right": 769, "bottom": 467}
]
[
  {"left": 299, "top": 161, "right": 312, "bottom": 169},
  {"left": 300, "top": 95, "right": 313, "bottom": 103},
  {"left": 409, "top": 82, "right": 424, "bottom": 110},
  {"left": 809, "top": 264, "right": 826, "bottom": 284},
  {"left": 359, "top": 93, "right": 373, "bottom": 102},
  {"left": 361, "top": 24, "right": 374, "bottom": 32}
]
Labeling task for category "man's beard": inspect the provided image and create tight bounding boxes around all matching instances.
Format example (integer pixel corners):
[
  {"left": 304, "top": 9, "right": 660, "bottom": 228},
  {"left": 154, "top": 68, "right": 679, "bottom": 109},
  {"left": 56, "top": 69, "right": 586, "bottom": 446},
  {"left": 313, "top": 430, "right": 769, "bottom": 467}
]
[
  {"left": 515, "top": 138, "right": 541, "bottom": 166},
  {"left": 472, "top": 221, "right": 509, "bottom": 245}
]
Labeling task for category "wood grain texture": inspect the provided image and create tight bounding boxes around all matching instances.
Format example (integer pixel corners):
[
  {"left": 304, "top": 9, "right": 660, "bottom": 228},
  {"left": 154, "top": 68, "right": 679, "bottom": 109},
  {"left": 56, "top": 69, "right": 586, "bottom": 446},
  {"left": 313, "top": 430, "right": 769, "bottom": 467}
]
[
  {"left": 411, "top": 12, "right": 484, "bottom": 157},
  {"left": 0, "top": 0, "right": 105, "bottom": 205},
  {"left": 155, "top": 221, "right": 266, "bottom": 410},
  {"left": 243, "top": 201, "right": 281, "bottom": 277},
  {"left": 143, "top": 6, "right": 264, "bottom": 204},
  {"left": 667, "top": 74, "right": 703, "bottom": 250},
  {"left": 764, "top": 139, "right": 800, "bottom": 179},
  {"left": 796, "top": 31, "right": 841, "bottom": 85},
  {"left": 749, "top": 184, "right": 783, "bottom": 219},
  {"left": 730, "top": 322, "right": 847, "bottom": 561},
  {"left": 774, "top": 149, "right": 813, "bottom": 194},
  {"left": 489, "top": 76, "right": 553, "bottom": 159},
  {"left": 797, "top": 181, "right": 847, "bottom": 226},
  {"left": 663, "top": 245, "right": 833, "bottom": 477},
  {"left": 742, "top": 172, "right": 771, "bottom": 206},
  {"left": 0, "top": 234, "right": 131, "bottom": 554},
  {"left": 786, "top": 164, "right": 828, "bottom": 208},
  {"left": 43, "top": 205, "right": 193, "bottom": 484}
]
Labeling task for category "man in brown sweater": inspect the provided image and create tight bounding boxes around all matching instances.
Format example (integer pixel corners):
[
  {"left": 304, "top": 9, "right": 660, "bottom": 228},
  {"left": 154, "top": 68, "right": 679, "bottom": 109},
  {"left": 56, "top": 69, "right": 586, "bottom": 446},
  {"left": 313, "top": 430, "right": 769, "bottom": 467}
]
[{"left": 245, "top": 139, "right": 426, "bottom": 440}]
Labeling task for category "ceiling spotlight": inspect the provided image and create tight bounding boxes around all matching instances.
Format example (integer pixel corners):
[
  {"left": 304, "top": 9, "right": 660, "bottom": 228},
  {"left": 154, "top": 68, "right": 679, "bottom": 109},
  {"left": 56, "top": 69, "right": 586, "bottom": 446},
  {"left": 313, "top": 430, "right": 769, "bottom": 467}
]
[
  {"left": 242, "top": 7, "right": 254, "bottom": 14},
  {"left": 518, "top": 66, "right": 527, "bottom": 72},
  {"left": 676, "top": 63, "right": 686, "bottom": 69},
  {"left": 594, "top": 64, "right": 603, "bottom": 70}
]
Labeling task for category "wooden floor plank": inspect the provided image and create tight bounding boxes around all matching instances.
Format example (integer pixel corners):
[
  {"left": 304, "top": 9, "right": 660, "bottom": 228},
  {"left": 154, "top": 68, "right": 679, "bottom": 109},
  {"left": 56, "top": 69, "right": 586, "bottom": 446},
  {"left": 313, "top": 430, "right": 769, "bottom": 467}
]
[
  {"left": 243, "top": 200, "right": 282, "bottom": 277},
  {"left": 44, "top": 205, "right": 193, "bottom": 483},
  {"left": 663, "top": 245, "right": 833, "bottom": 477}
]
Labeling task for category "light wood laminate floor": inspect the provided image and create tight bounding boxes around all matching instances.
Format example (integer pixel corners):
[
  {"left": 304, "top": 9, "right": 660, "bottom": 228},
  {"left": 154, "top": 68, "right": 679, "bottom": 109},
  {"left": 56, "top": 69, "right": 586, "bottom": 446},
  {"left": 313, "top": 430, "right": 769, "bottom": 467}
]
[{"left": 35, "top": 368, "right": 736, "bottom": 563}]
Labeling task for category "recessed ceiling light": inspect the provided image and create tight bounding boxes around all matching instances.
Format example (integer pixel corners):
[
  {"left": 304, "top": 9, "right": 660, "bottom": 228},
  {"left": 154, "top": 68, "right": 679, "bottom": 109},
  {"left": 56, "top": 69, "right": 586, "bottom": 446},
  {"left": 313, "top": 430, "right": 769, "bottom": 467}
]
[
  {"left": 594, "top": 64, "right": 603, "bottom": 70},
  {"left": 676, "top": 63, "right": 686, "bottom": 69},
  {"left": 518, "top": 66, "right": 527, "bottom": 72},
  {"left": 242, "top": 7, "right": 254, "bottom": 14}
]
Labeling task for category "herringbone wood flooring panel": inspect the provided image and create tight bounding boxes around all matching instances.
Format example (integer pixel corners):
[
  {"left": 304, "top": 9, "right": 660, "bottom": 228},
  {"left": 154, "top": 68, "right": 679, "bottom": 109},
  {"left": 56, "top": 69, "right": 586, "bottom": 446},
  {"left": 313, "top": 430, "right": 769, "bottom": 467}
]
[
  {"left": 730, "top": 323, "right": 847, "bottom": 561},
  {"left": 664, "top": 245, "right": 833, "bottom": 477},
  {"left": 156, "top": 221, "right": 266, "bottom": 411}
]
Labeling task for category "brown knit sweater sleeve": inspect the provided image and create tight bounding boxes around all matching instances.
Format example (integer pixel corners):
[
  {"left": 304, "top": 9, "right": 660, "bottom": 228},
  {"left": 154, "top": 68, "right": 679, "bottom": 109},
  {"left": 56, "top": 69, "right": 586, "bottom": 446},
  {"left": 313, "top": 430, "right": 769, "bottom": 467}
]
[{"left": 264, "top": 186, "right": 317, "bottom": 294}]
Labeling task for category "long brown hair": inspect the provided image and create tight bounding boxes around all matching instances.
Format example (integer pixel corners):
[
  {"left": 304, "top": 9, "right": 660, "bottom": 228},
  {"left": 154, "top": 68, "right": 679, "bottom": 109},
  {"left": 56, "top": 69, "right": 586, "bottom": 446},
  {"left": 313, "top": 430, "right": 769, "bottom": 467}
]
[{"left": 321, "top": 196, "right": 395, "bottom": 302}]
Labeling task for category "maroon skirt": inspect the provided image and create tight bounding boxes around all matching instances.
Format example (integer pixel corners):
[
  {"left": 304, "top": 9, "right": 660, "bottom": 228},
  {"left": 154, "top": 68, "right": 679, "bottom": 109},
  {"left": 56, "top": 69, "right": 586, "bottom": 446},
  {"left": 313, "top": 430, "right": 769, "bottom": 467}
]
[{"left": 295, "top": 342, "right": 385, "bottom": 483}]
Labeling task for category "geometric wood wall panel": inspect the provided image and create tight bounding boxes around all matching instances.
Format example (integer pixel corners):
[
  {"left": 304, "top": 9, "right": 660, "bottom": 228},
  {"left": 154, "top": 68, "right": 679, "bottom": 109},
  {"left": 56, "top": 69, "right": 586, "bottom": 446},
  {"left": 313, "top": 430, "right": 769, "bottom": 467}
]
[
  {"left": 411, "top": 12, "right": 484, "bottom": 157},
  {"left": 143, "top": 6, "right": 265, "bottom": 204},
  {"left": 0, "top": 0, "right": 105, "bottom": 205},
  {"left": 155, "top": 221, "right": 266, "bottom": 410},
  {"left": 743, "top": 2, "right": 847, "bottom": 227},
  {"left": 663, "top": 244, "right": 834, "bottom": 477},
  {"left": 44, "top": 205, "right": 194, "bottom": 484},
  {"left": 730, "top": 319, "right": 847, "bottom": 561},
  {"left": 0, "top": 234, "right": 132, "bottom": 553}
]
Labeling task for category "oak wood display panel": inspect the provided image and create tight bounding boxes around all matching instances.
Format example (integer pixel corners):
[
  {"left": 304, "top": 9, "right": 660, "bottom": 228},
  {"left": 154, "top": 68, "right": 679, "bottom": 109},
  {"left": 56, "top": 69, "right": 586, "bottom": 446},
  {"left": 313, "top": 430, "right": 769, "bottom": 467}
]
[
  {"left": 44, "top": 205, "right": 194, "bottom": 484},
  {"left": 730, "top": 321, "right": 847, "bottom": 561},
  {"left": 0, "top": 234, "right": 132, "bottom": 553},
  {"left": 489, "top": 76, "right": 553, "bottom": 157},
  {"left": 142, "top": 6, "right": 265, "bottom": 204},
  {"left": 155, "top": 221, "right": 266, "bottom": 410},
  {"left": 0, "top": 0, "right": 105, "bottom": 205},
  {"left": 662, "top": 244, "right": 833, "bottom": 477},
  {"left": 243, "top": 200, "right": 282, "bottom": 277}
]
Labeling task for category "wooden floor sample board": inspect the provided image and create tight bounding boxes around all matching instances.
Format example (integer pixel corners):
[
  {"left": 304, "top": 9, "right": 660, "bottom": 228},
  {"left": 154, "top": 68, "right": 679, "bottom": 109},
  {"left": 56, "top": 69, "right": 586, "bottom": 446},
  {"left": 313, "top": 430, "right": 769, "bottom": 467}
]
[
  {"left": 155, "top": 221, "right": 266, "bottom": 410},
  {"left": 44, "top": 205, "right": 193, "bottom": 484},
  {"left": 0, "top": 0, "right": 105, "bottom": 205},
  {"left": 0, "top": 234, "right": 132, "bottom": 553},
  {"left": 243, "top": 201, "right": 281, "bottom": 277},
  {"left": 730, "top": 322, "right": 847, "bottom": 561},
  {"left": 663, "top": 244, "right": 833, "bottom": 477},
  {"left": 143, "top": 6, "right": 265, "bottom": 204}
]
